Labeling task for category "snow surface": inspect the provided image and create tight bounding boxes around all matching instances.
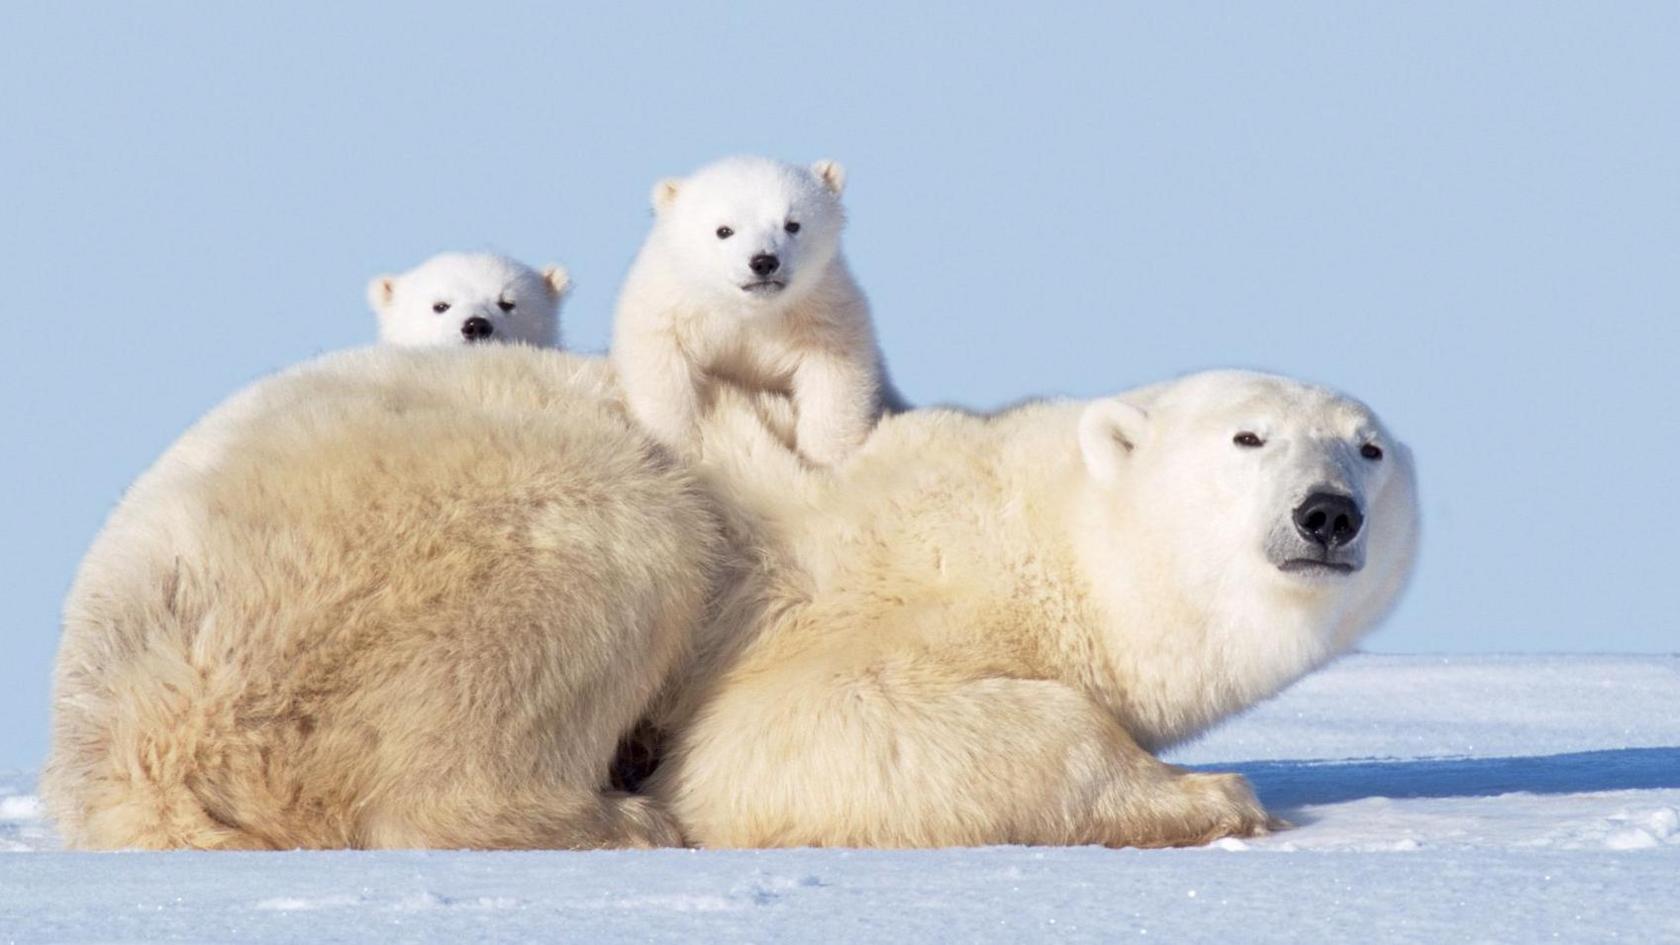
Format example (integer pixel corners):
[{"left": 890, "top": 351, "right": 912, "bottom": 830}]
[{"left": 3, "top": 654, "right": 1677, "bottom": 943}]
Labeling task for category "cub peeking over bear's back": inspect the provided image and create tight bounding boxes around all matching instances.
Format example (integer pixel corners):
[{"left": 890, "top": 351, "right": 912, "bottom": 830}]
[{"left": 369, "top": 251, "right": 569, "bottom": 348}]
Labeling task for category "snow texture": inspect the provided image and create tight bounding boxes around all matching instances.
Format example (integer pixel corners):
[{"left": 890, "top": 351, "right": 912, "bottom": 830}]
[{"left": 3, "top": 654, "right": 1677, "bottom": 943}]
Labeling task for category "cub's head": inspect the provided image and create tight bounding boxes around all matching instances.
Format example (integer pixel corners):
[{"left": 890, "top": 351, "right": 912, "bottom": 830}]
[
  {"left": 648, "top": 156, "right": 847, "bottom": 311},
  {"left": 368, "top": 252, "right": 569, "bottom": 348},
  {"left": 1077, "top": 370, "right": 1419, "bottom": 651}
]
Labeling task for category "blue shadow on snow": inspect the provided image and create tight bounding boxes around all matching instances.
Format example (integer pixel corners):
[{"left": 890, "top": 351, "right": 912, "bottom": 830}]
[{"left": 1208, "top": 746, "right": 1680, "bottom": 808}]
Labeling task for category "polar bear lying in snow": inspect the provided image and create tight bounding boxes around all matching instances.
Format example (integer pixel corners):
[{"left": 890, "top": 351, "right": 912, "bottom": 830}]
[
  {"left": 43, "top": 351, "right": 1415, "bottom": 851},
  {"left": 648, "top": 370, "right": 1419, "bottom": 848}
]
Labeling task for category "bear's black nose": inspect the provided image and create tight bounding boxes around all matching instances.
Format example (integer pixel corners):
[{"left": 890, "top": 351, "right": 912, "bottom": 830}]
[
  {"left": 1293, "top": 492, "right": 1363, "bottom": 549},
  {"left": 461, "top": 317, "right": 494, "bottom": 341},
  {"left": 749, "top": 253, "right": 780, "bottom": 277}
]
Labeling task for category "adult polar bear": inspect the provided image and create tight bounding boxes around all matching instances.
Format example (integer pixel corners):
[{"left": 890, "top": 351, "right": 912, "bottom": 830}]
[
  {"left": 43, "top": 346, "right": 724, "bottom": 850},
  {"left": 652, "top": 370, "right": 1419, "bottom": 848},
  {"left": 46, "top": 349, "right": 1415, "bottom": 851}
]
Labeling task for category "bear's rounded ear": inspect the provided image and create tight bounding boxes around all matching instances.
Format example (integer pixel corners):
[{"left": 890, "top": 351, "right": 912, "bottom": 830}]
[
  {"left": 1078, "top": 398, "right": 1150, "bottom": 486},
  {"left": 541, "top": 264, "right": 571, "bottom": 298},
  {"left": 650, "top": 178, "right": 681, "bottom": 213},
  {"left": 367, "top": 275, "right": 397, "bottom": 314},
  {"left": 811, "top": 159, "right": 845, "bottom": 196}
]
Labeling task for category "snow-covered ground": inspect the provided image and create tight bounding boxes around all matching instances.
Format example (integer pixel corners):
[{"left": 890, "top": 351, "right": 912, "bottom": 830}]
[{"left": 3, "top": 654, "right": 1676, "bottom": 943}]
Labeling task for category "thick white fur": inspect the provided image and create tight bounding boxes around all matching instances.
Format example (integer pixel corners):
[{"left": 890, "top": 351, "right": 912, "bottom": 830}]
[
  {"left": 369, "top": 251, "right": 569, "bottom": 348},
  {"left": 611, "top": 156, "right": 898, "bottom": 466},
  {"left": 42, "top": 346, "right": 723, "bottom": 850},
  {"left": 653, "top": 370, "right": 1420, "bottom": 848}
]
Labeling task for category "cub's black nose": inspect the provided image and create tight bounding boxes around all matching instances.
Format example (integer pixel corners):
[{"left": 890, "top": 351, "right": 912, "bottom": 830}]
[
  {"left": 749, "top": 253, "right": 780, "bottom": 276},
  {"left": 1293, "top": 492, "right": 1364, "bottom": 549},
  {"left": 461, "top": 317, "right": 494, "bottom": 341}
]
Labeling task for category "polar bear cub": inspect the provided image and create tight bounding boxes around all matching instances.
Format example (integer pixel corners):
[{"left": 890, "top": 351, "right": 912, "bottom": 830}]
[
  {"left": 43, "top": 346, "right": 719, "bottom": 851},
  {"left": 612, "top": 156, "right": 897, "bottom": 466},
  {"left": 651, "top": 370, "right": 1420, "bottom": 849},
  {"left": 369, "top": 251, "right": 569, "bottom": 347}
]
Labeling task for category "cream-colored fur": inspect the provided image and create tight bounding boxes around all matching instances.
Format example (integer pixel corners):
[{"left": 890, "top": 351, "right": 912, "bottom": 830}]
[
  {"left": 42, "top": 346, "right": 725, "bottom": 851},
  {"left": 612, "top": 156, "right": 898, "bottom": 466},
  {"left": 652, "top": 370, "right": 1420, "bottom": 848}
]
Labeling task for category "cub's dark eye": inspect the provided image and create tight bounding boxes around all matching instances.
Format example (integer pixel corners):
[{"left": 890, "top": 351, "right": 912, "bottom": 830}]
[
  {"left": 1361, "top": 443, "right": 1384, "bottom": 461},
  {"left": 784, "top": 221, "right": 801, "bottom": 234},
  {"left": 716, "top": 226, "right": 734, "bottom": 239},
  {"left": 432, "top": 302, "right": 450, "bottom": 314},
  {"left": 1233, "top": 432, "right": 1264, "bottom": 448},
  {"left": 498, "top": 299, "right": 515, "bottom": 313}
]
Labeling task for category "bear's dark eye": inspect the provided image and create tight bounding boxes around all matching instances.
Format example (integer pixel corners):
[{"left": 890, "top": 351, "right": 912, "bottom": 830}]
[
  {"left": 432, "top": 302, "right": 450, "bottom": 314},
  {"left": 716, "top": 226, "right": 734, "bottom": 239},
  {"left": 1361, "top": 443, "right": 1384, "bottom": 461},
  {"left": 785, "top": 221, "right": 801, "bottom": 234},
  {"left": 498, "top": 299, "right": 515, "bottom": 313},
  {"left": 1233, "top": 432, "right": 1264, "bottom": 448}
]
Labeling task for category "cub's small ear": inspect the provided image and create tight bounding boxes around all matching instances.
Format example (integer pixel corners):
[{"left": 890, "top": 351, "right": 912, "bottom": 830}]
[
  {"left": 811, "top": 159, "right": 845, "bottom": 196},
  {"left": 541, "top": 264, "right": 571, "bottom": 298},
  {"left": 1078, "top": 398, "right": 1150, "bottom": 485},
  {"left": 650, "top": 178, "right": 681, "bottom": 212},
  {"left": 366, "top": 275, "right": 397, "bottom": 314}
]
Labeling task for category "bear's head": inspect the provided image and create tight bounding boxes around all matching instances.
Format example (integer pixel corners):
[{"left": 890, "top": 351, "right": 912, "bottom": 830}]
[
  {"left": 647, "top": 156, "right": 847, "bottom": 312},
  {"left": 1076, "top": 370, "right": 1419, "bottom": 656},
  {"left": 368, "top": 252, "right": 569, "bottom": 348}
]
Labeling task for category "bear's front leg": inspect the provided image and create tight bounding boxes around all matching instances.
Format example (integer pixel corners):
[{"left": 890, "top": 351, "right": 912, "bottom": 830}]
[
  {"left": 790, "top": 352, "right": 877, "bottom": 466},
  {"left": 656, "top": 665, "right": 1273, "bottom": 848},
  {"left": 1096, "top": 766, "right": 1275, "bottom": 849},
  {"left": 615, "top": 334, "right": 705, "bottom": 457}
]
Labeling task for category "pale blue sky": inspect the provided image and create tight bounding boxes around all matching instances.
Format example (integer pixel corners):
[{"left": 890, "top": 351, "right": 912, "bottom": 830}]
[{"left": 2, "top": 3, "right": 1676, "bottom": 768}]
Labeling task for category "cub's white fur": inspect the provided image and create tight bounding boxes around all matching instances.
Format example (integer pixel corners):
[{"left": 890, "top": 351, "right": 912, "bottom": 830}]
[
  {"left": 653, "top": 370, "right": 1420, "bottom": 848},
  {"left": 43, "top": 346, "right": 720, "bottom": 850},
  {"left": 611, "top": 156, "right": 897, "bottom": 466},
  {"left": 369, "top": 252, "right": 569, "bottom": 347}
]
